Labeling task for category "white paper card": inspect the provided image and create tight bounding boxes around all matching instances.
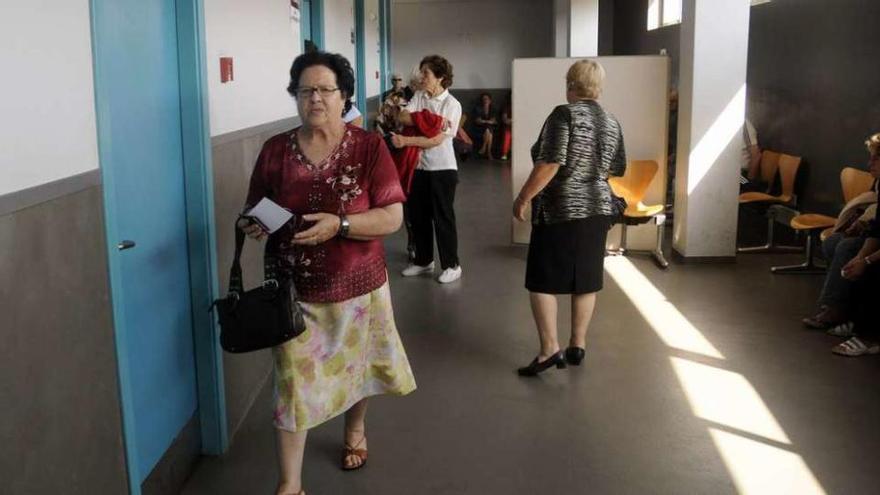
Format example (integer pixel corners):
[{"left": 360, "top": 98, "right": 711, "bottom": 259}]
[{"left": 244, "top": 197, "right": 294, "bottom": 233}]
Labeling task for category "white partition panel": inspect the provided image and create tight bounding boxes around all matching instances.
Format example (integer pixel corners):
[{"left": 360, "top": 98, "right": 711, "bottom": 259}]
[{"left": 511, "top": 56, "right": 669, "bottom": 250}]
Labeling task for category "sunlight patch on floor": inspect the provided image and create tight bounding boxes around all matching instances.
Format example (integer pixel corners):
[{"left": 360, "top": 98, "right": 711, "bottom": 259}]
[{"left": 605, "top": 256, "right": 826, "bottom": 494}]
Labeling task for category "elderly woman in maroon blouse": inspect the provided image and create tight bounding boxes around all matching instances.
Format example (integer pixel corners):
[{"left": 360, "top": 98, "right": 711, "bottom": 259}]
[{"left": 239, "top": 51, "right": 416, "bottom": 495}]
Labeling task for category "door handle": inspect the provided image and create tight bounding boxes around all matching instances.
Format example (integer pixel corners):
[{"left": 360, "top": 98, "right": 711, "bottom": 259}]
[{"left": 117, "top": 240, "right": 136, "bottom": 251}]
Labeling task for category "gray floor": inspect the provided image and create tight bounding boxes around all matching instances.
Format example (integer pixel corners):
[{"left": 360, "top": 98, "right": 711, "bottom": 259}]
[{"left": 182, "top": 160, "right": 880, "bottom": 495}]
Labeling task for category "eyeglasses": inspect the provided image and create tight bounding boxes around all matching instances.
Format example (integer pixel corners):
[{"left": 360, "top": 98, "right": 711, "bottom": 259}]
[
  {"left": 392, "top": 78, "right": 402, "bottom": 82},
  {"left": 294, "top": 86, "right": 340, "bottom": 99}
]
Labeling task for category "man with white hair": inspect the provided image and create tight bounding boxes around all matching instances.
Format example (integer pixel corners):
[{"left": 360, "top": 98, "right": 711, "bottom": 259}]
[{"left": 382, "top": 72, "right": 411, "bottom": 102}]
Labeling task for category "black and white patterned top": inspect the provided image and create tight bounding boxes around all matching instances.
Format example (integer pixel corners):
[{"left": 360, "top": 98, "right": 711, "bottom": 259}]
[{"left": 530, "top": 100, "right": 626, "bottom": 225}]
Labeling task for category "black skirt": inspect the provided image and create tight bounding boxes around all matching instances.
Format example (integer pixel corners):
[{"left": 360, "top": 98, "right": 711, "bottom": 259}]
[{"left": 525, "top": 216, "right": 612, "bottom": 294}]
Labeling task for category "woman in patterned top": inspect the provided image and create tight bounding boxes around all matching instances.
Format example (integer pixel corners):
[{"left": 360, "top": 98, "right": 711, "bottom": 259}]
[
  {"left": 239, "top": 51, "right": 416, "bottom": 495},
  {"left": 513, "top": 59, "right": 626, "bottom": 376}
]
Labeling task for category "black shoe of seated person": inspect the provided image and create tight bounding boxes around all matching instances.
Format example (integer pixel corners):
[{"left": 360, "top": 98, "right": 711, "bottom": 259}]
[{"left": 564, "top": 347, "right": 586, "bottom": 365}]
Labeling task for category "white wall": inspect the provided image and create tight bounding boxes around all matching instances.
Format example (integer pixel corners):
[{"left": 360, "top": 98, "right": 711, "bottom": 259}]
[
  {"left": 0, "top": 0, "right": 98, "bottom": 196},
  {"left": 512, "top": 56, "right": 669, "bottom": 248},
  {"left": 553, "top": 0, "right": 570, "bottom": 57},
  {"left": 569, "top": 0, "right": 599, "bottom": 56},
  {"left": 364, "top": 0, "right": 382, "bottom": 98},
  {"left": 205, "top": 0, "right": 302, "bottom": 136},
  {"left": 391, "top": 0, "right": 553, "bottom": 89},
  {"left": 673, "top": 0, "right": 750, "bottom": 258},
  {"left": 324, "top": 0, "right": 357, "bottom": 99}
]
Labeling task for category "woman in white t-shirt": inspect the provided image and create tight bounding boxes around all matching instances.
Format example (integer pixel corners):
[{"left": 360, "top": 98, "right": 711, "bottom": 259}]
[{"left": 391, "top": 55, "right": 464, "bottom": 284}]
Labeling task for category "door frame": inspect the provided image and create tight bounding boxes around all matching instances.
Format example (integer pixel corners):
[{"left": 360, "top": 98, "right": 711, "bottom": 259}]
[
  {"left": 379, "top": 0, "right": 391, "bottom": 95},
  {"left": 355, "top": 0, "right": 367, "bottom": 120},
  {"left": 89, "top": 0, "right": 227, "bottom": 492}
]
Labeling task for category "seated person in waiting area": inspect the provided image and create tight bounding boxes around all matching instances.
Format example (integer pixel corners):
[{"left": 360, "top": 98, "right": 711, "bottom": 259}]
[
  {"left": 738, "top": 119, "right": 763, "bottom": 192},
  {"left": 835, "top": 170, "right": 880, "bottom": 357},
  {"left": 453, "top": 113, "right": 474, "bottom": 161},
  {"left": 470, "top": 92, "right": 499, "bottom": 159},
  {"left": 803, "top": 134, "right": 879, "bottom": 331}
]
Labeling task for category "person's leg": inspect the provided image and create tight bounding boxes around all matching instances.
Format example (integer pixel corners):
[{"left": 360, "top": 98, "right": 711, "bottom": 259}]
[
  {"left": 570, "top": 292, "right": 598, "bottom": 349},
  {"left": 818, "top": 236, "right": 865, "bottom": 313},
  {"left": 403, "top": 202, "right": 415, "bottom": 261},
  {"left": 833, "top": 269, "right": 880, "bottom": 356},
  {"left": 430, "top": 170, "right": 460, "bottom": 270},
  {"left": 821, "top": 232, "right": 843, "bottom": 261},
  {"left": 343, "top": 399, "right": 369, "bottom": 469},
  {"left": 485, "top": 130, "right": 495, "bottom": 159},
  {"left": 409, "top": 171, "right": 435, "bottom": 267},
  {"left": 501, "top": 128, "right": 512, "bottom": 158},
  {"left": 480, "top": 129, "right": 491, "bottom": 156},
  {"left": 530, "top": 292, "right": 560, "bottom": 360},
  {"left": 276, "top": 429, "right": 308, "bottom": 495}
]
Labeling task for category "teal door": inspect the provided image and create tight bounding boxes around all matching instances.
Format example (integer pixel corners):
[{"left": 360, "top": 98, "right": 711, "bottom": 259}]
[{"left": 92, "top": 0, "right": 200, "bottom": 489}]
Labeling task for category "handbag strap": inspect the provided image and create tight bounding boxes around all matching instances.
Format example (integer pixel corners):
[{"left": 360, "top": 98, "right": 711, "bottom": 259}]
[
  {"left": 229, "top": 220, "right": 247, "bottom": 295},
  {"left": 229, "top": 218, "right": 288, "bottom": 296}
]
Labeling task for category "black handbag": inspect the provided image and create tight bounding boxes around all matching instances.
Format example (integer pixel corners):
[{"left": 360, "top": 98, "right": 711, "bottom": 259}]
[
  {"left": 611, "top": 193, "right": 628, "bottom": 221},
  {"left": 211, "top": 222, "right": 306, "bottom": 353}
]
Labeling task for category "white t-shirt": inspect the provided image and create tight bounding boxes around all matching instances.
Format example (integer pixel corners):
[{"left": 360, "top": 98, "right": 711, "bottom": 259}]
[
  {"left": 741, "top": 119, "right": 758, "bottom": 171},
  {"left": 343, "top": 105, "right": 362, "bottom": 123},
  {"left": 404, "top": 89, "right": 462, "bottom": 171}
]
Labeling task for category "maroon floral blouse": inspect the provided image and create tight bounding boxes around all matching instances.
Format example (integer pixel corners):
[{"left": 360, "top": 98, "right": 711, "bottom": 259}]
[{"left": 245, "top": 125, "right": 405, "bottom": 303}]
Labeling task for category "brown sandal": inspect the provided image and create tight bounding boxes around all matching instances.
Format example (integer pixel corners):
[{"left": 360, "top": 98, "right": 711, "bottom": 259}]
[{"left": 341, "top": 436, "right": 368, "bottom": 471}]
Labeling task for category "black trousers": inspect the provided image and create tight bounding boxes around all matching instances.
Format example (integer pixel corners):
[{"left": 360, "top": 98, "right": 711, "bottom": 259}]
[
  {"left": 852, "top": 265, "right": 880, "bottom": 341},
  {"left": 409, "top": 169, "right": 460, "bottom": 269}
]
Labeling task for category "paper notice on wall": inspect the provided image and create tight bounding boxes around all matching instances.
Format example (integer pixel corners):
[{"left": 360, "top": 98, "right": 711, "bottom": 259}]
[{"left": 290, "top": 0, "right": 300, "bottom": 22}]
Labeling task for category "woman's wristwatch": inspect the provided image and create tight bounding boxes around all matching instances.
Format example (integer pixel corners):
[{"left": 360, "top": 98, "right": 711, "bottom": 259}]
[{"left": 337, "top": 214, "right": 350, "bottom": 238}]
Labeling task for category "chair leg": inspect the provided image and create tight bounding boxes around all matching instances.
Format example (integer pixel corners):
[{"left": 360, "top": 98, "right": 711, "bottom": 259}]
[
  {"left": 607, "top": 223, "right": 627, "bottom": 256},
  {"left": 652, "top": 216, "right": 669, "bottom": 269},
  {"left": 737, "top": 211, "right": 802, "bottom": 253},
  {"left": 771, "top": 230, "right": 825, "bottom": 274}
]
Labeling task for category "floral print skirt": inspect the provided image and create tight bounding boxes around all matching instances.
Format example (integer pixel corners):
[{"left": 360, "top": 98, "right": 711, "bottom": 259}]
[{"left": 272, "top": 282, "right": 416, "bottom": 432}]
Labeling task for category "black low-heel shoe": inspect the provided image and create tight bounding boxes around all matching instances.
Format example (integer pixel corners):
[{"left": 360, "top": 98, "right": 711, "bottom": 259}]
[
  {"left": 517, "top": 352, "right": 567, "bottom": 376},
  {"left": 564, "top": 347, "right": 586, "bottom": 365}
]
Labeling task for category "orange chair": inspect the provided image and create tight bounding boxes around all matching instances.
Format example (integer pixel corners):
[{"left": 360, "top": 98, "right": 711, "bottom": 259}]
[
  {"left": 772, "top": 167, "right": 876, "bottom": 274},
  {"left": 737, "top": 152, "right": 803, "bottom": 253},
  {"left": 609, "top": 160, "right": 668, "bottom": 268}
]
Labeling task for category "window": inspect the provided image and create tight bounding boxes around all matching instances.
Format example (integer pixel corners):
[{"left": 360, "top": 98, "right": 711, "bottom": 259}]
[
  {"left": 647, "top": 0, "right": 681, "bottom": 31},
  {"left": 649, "top": 0, "right": 770, "bottom": 30}
]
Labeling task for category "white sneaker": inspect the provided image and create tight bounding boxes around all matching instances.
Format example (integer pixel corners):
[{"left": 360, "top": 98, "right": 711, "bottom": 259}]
[
  {"left": 832, "top": 336, "right": 880, "bottom": 357},
  {"left": 437, "top": 266, "right": 462, "bottom": 284},
  {"left": 401, "top": 262, "right": 434, "bottom": 277}
]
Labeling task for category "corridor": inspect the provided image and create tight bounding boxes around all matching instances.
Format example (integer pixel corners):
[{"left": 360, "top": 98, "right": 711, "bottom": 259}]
[{"left": 182, "top": 161, "right": 880, "bottom": 494}]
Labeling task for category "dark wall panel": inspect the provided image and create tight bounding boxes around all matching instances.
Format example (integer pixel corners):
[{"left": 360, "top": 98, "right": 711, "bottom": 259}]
[
  {"left": 612, "top": 0, "right": 880, "bottom": 213},
  {"left": 0, "top": 186, "right": 129, "bottom": 494},
  {"left": 747, "top": 0, "right": 880, "bottom": 212},
  {"left": 613, "top": 0, "right": 680, "bottom": 83}
]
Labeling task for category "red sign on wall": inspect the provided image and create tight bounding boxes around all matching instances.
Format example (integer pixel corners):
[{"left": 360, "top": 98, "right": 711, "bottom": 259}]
[{"left": 220, "top": 57, "right": 234, "bottom": 83}]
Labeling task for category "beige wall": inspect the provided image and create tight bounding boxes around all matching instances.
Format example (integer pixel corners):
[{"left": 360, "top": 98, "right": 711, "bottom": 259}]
[{"left": 0, "top": 187, "right": 129, "bottom": 494}]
